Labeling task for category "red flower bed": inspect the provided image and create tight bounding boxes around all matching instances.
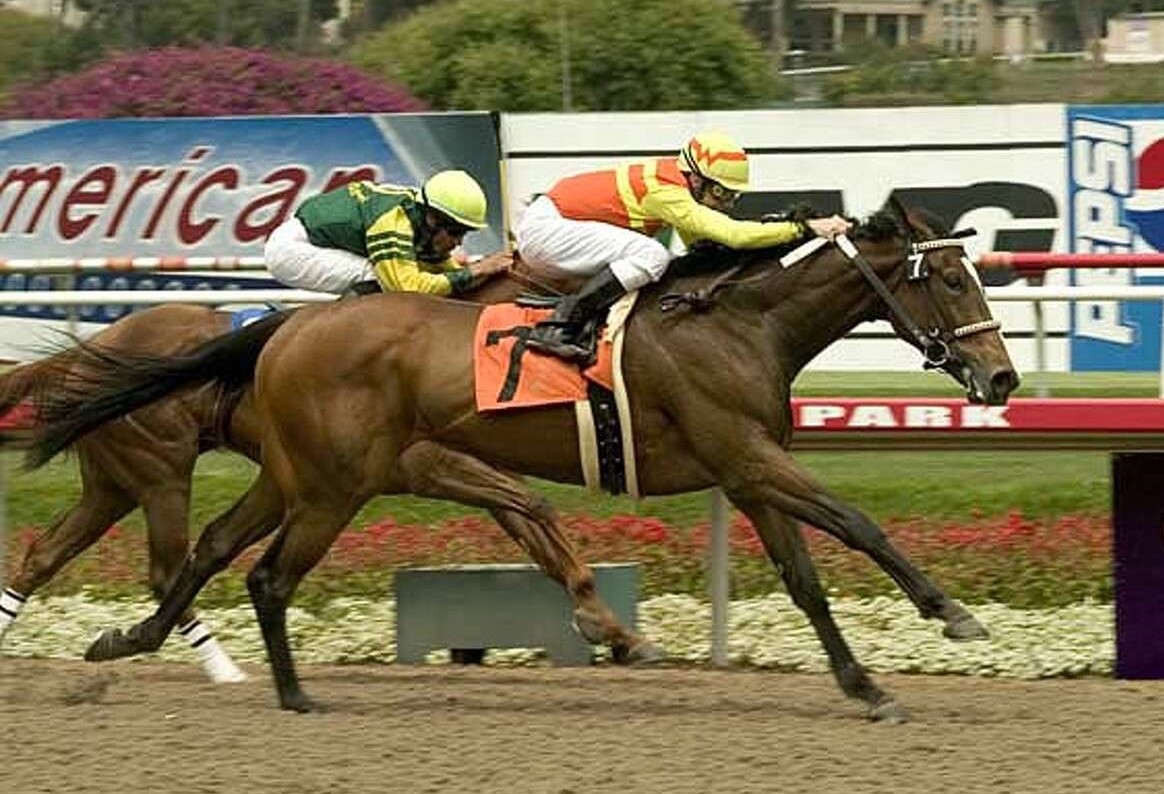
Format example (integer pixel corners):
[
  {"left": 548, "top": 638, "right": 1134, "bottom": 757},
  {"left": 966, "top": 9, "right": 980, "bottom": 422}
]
[{"left": 10, "top": 510, "right": 1111, "bottom": 609}]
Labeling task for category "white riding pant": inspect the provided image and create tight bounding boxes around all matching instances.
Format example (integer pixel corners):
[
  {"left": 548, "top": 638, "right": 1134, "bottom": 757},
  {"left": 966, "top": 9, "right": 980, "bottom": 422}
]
[
  {"left": 515, "top": 195, "right": 672, "bottom": 292},
  {"left": 264, "top": 217, "right": 372, "bottom": 294}
]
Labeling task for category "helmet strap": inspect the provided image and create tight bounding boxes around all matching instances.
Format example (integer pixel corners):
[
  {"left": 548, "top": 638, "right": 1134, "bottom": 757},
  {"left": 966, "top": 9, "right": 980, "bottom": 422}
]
[
  {"left": 413, "top": 206, "right": 443, "bottom": 263},
  {"left": 684, "top": 169, "right": 708, "bottom": 203},
  {"left": 681, "top": 148, "right": 704, "bottom": 180}
]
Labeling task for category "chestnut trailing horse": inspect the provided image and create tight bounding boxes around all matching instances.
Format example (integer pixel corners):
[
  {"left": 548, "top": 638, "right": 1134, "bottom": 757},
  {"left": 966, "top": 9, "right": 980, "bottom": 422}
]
[
  {"left": 0, "top": 264, "right": 571, "bottom": 680},
  {"left": 19, "top": 202, "right": 1018, "bottom": 720}
]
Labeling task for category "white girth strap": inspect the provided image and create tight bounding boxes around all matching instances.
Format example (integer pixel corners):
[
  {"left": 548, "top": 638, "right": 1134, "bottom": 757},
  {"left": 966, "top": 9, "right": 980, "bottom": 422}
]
[
  {"left": 574, "top": 291, "right": 642, "bottom": 498},
  {"left": 610, "top": 293, "right": 641, "bottom": 498}
]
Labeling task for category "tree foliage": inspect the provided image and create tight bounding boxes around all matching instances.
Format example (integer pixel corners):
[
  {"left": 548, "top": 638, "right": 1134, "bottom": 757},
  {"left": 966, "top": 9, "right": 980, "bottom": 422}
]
[
  {"left": 0, "top": 9, "right": 67, "bottom": 94},
  {"left": 1, "top": 46, "right": 425, "bottom": 119},
  {"left": 349, "top": 0, "right": 784, "bottom": 111},
  {"left": 71, "top": 0, "right": 341, "bottom": 50}
]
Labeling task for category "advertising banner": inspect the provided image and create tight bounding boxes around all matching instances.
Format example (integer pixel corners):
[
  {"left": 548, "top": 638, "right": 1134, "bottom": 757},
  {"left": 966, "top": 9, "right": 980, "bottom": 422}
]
[
  {"left": 503, "top": 106, "right": 1067, "bottom": 371},
  {"left": 0, "top": 112, "right": 503, "bottom": 357},
  {"left": 1067, "top": 104, "right": 1164, "bottom": 372}
]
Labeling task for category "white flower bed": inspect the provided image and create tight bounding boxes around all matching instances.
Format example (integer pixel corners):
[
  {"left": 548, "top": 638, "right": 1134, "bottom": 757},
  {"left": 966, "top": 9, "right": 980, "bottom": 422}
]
[{"left": 0, "top": 591, "right": 1113, "bottom": 678}]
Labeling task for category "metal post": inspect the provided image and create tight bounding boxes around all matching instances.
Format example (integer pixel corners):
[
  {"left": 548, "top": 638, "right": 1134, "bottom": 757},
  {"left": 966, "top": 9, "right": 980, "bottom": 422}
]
[
  {"left": 708, "top": 488, "right": 730, "bottom": 667},
  {"left": 63, "top": 273, "right": 78, "bottom": 337},
  {"left": 296, "top": 0, "right": 313, "bottom": 52},
  {"left": 1033, "top": 298, "right": 1049, "bottom": 397},
  {"left": 559, "top": 3, "right": 573, "bottom": 111},
  {"left": 216, "top": 0, "right": 230, "bottom": 44},
  {"left": 1159, "top": 300, "right": 1164, "bottom": 399},
  {"left": 0, "top": 453, "right": 8, "bottom": 590}
]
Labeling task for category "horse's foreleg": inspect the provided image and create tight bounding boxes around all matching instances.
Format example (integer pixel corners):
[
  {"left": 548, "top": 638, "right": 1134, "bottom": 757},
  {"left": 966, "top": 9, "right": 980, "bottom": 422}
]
[
  {"left": 86, "top": 471, "right": 284, "bottom": 664},
  {"left": 688, "top": 417, "right": 985, "bottom": 640},
  {"left": 397, "top": 441, "right": 663, "bottom": 663},
  {"left": 141, "top": 485, "right": 246, "bottom": 684},
  {"left": 745, "top": 504, "right": 907, "bottom": 722},
  {"left": 806, "top": 496, "right": 987, "bottom": 639},
  {"left": 2, "top": 474, "right": 134, "bottom": 645},
  {"left": 734, "top": 464, "right": 984, "bottom": 636}
]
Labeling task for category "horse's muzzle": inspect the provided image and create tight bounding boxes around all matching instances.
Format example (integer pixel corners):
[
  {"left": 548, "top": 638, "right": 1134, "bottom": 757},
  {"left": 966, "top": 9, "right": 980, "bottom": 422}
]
[{"left": 969, "top": 366, "right": 1020, "bottom": 406}]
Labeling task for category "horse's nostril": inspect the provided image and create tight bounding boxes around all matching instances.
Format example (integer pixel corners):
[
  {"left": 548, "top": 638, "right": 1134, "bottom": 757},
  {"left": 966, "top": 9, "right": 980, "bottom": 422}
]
[{"left": 991, "top": 369, "right": 1019, "bottom": 396}]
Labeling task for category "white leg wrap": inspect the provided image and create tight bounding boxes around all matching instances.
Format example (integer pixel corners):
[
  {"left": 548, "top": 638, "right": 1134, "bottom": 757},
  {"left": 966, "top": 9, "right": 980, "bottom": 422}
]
[
  {"left": 0, "top": 588, "right": 27, "bottom": 643},
  {"left": 178, "top": 618, "right": 247, "bottom": 684}
]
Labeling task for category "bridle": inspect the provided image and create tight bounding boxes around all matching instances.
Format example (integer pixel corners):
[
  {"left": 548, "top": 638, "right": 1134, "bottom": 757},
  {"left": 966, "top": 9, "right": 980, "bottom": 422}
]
[
  {"left": 835, "top": 208, "right": 1001, "bottom": 370},
  {"left": 656, "top": 204, "right": 1002, "bottom": 372}
]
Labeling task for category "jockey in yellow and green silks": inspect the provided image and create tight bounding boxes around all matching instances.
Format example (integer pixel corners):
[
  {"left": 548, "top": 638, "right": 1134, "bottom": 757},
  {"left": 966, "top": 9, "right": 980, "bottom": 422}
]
[{"left": 264, "top": 169, "right": 510, "bottom": 297}]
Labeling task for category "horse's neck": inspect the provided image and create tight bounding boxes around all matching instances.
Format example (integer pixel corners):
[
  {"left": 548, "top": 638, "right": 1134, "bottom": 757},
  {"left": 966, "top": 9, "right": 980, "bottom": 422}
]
[{"left": 757, "top": 243, "right": 898, "bottom": 379}]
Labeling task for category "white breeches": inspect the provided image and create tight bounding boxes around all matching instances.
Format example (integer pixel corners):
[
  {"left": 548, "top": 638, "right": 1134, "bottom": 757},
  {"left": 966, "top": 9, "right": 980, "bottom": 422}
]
[
  {"left": 264, "top": 217, "right": 372, "bottom": 294},
  {"left": 515, "top": 195, "right": 672, "bottom": 292}
]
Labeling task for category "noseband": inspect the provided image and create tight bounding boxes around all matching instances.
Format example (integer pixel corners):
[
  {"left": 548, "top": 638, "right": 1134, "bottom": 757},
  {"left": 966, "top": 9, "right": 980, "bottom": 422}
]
[{"left": 836, "top": 231, "right": 1001, "bottom": 370}]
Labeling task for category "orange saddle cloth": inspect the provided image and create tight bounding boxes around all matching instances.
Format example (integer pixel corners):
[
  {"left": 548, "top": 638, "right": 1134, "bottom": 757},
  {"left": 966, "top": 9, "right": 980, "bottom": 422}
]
[{"left": 474, "top": 304, "right": 614, "bottom": 412}]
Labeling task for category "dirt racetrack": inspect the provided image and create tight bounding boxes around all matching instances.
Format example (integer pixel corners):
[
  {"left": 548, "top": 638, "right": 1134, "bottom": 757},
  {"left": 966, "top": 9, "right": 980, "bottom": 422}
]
[{"left": 1, "top": 658, "right": 1160, "bottom": 794}]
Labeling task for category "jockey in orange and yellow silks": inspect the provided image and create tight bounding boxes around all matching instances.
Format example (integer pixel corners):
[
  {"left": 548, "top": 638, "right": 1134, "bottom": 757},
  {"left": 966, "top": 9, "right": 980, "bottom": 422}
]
[{"left": 516, "top": 130, "right": 852, "bottom": 363}]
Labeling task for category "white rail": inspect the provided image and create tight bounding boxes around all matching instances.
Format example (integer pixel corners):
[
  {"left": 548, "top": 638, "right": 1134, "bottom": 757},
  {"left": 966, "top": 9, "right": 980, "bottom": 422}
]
[
  {"left": 0, "top": 256, "right": 267, "bottom": 273},
  {"left": 2, "top": 286, "right": 1163, "bottom": 307},
  {"left": 0, "top": 290, "right": 334, "bottom": 306}
]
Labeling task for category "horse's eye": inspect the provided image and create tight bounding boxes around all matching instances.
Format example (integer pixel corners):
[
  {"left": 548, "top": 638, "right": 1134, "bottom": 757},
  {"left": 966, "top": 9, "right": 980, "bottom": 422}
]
[{"left": 942, "top": 269, "right": 964, "bottom": 291}]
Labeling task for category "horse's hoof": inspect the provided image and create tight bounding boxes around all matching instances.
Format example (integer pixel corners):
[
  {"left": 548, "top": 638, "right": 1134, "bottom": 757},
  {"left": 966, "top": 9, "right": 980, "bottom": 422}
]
[
  {"left": 943, "top": 613, "right": 990, "bottom": 641},
  {"left": 205, "top": 661, "right": 248, "bottom": 685},
  {"left": 610, "top": 638, "right": 667, "bottom": 666},
  {"left": 84, "top": 628, "right": 139, "bottom": 662},
  {"left": 869, "top": 698, "right": 909, "bottom": 724},
  {"left": 280, "top": 693, "right": 325, "bottom": 714},
  {"left": 625, "top": 639, "right": 667, "bottom": 666},
  {"left": 571, "top": 608, "right": 608, "bottom": 645}
]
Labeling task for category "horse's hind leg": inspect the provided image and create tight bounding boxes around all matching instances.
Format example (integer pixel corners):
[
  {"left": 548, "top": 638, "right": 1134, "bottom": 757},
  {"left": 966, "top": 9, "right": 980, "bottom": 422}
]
[
  {"left": 86, "top": 470, "right": 283, "bottom": 664},
  {"left": 1, "top": 459, "right": 134, "bottom": 645},
  {"left": 397, "top": 441, "right": 662, "bottom": 663},
  {"left": 140, "top": 485, "right": 247, "bottom": 683},
  {"left": 246, "top": 499, "right": 356, "bottom": 713},
  {"left": 745, "top": 504, "right": 907, "bottom": 722}
]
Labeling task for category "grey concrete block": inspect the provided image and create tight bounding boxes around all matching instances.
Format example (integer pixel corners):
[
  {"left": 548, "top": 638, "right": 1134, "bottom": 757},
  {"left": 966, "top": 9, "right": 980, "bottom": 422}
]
[{"left": 394, "top": 563, "right": 638, "bottom": 666}]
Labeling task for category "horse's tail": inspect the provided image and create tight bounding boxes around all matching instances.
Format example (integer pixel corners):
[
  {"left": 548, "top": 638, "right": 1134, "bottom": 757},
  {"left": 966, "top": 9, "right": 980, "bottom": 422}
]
[
  {"left": 0, "top": 353, "right": 67, "bottom": 416},
  {"left": 0, "top": 356, "right": 57, "bottom": 449},
  {"left": 21, "top": 310, "right": 292, "bottom": 469}
]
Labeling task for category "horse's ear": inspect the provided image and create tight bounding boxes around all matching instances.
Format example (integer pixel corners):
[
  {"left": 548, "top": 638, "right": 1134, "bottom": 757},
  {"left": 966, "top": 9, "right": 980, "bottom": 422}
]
[{"left": 887, "top": 194, "right": 912, "bottom": 230}]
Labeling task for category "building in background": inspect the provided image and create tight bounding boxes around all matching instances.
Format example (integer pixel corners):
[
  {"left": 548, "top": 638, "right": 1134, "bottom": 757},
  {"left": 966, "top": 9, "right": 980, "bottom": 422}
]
[
  {"left": 3, "top": 0, "right": 85, "bottom": 27},
  {"left": 782, "top": 0, "right": 1045, "bottom": 58},
  {"left": 1104, "top": 11, "right": 1164, "bottom": 63}
]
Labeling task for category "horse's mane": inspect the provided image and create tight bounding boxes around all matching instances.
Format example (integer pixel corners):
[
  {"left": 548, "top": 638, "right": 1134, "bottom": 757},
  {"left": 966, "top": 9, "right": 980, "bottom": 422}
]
[{"left": 665, "top": 207, "right": 906, "bottom": 282}]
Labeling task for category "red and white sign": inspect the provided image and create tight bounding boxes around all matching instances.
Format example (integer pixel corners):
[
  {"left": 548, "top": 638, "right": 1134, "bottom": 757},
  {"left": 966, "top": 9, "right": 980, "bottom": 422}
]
[{"left": 792, "top": 398, "right": 1164, "bottom": 432}]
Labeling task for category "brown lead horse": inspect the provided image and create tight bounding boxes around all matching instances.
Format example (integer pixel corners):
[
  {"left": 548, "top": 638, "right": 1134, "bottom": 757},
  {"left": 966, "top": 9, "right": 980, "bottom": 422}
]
[
  {"left": 21, "top": 202, "right": 1019, "bottom": 720},
  {"left": 0, "top": 265, "right": 572, "bottom": 679}
]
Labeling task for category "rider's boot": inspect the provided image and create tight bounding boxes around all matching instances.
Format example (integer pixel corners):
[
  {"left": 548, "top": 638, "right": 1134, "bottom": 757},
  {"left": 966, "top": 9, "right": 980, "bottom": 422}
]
[{"left": 526, "top": 266, "right": 627, "bottom": 363}]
